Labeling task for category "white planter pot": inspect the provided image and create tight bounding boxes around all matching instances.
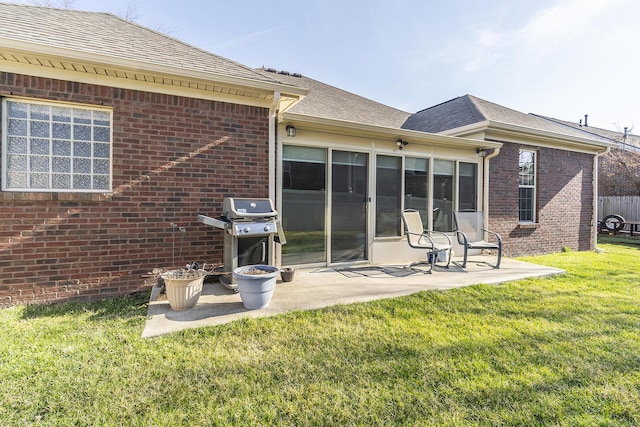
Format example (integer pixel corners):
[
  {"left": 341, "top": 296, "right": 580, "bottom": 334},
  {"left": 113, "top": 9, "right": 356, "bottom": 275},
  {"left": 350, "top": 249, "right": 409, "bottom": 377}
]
[
  {"left": 233, "top": 265, "right": 279, "bottom": 309},
  {"left": 162, "top": 274, "right": 205, "bottom": 311}
]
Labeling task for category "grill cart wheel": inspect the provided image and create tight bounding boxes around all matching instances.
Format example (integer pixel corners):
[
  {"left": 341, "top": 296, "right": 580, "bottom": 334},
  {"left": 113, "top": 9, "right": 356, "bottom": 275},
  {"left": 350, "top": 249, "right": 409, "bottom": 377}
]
[{"left": 602, "top": 214, "right": 625, "bottom": 232}]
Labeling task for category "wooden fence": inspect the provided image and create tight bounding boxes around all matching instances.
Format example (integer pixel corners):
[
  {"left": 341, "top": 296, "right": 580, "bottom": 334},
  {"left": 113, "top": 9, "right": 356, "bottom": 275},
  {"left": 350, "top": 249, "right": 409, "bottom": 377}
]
[{"left": 598, "top": 196, "right": 640, "bottom": 221}]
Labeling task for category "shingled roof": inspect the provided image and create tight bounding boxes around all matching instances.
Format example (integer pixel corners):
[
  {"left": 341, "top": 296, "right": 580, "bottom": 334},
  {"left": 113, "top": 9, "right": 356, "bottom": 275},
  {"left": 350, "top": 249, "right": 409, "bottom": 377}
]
[
  {"left": 533, "top": 114, "right": 640, "bottom": 149},
  {"left": 257, "top": 68, "right": 411, "bottom": 129},
  {"left": 0, "top": 2, "right": 280, "bottom": 85},
  {"left": 402, "top": 95, "right": 613, "bottom": 144}
]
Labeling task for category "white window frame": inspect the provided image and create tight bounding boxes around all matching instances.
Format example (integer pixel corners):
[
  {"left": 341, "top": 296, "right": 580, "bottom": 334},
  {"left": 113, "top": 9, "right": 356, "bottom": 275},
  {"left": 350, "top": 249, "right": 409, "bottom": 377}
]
[
  {"left": 1, "top": 98, "right": 112, "bottom": 193},
  {"left": 518, "top": 149, "right": 536, "bottom": 223}
]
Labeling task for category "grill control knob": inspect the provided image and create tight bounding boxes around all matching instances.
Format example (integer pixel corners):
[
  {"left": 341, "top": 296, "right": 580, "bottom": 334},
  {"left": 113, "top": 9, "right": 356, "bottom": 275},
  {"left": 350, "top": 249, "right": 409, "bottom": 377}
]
[
  {"left": 243, "top": 226, "right": 250, "bottom": 233},
  {"left": 264, "top": 225, "right": 270, "bottom": 232}
]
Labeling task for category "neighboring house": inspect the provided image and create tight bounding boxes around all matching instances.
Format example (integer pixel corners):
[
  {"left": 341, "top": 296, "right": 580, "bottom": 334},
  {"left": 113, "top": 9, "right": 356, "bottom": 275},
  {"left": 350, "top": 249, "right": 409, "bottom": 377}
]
[
  {"left": 535, "top": 115, "right": 640, "bottom": 196},
  {"left": 0, "top": 4, "right": 614, "bottom": 306}
]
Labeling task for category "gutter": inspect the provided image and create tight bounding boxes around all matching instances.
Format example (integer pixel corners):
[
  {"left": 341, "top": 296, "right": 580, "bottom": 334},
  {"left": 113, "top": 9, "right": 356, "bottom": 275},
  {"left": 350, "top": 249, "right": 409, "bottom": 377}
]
[
  {"left": 442, "top": 120, "right": 615, "bottom": 153},
  {"left": 282, "top": 112, "right": 501, "bottom": 150}
]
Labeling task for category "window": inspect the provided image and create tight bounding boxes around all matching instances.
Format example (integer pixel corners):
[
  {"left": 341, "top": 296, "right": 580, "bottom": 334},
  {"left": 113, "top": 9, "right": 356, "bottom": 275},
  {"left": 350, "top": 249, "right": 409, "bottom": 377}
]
[
  {"left": 375, "top": 155, "right": 402, "bottom": 237},
  {"left": 404, "top": 157, "right": 429, "bottom": 225},
  {"left": 458, "top": 162, "right": 478, "bottom": 211},
  {"left": 519, "top": 149, "right": 536, "bottom": 222},
  {"left": 2, "top": 98, "right": 112, "bottom": 192}
]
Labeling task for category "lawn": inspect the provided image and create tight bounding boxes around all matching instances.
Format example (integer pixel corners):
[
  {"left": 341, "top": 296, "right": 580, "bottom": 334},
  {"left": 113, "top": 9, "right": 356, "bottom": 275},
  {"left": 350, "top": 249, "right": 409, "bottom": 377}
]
[{"left": 2, "top": 239, "right": 640, "bottom": 426}]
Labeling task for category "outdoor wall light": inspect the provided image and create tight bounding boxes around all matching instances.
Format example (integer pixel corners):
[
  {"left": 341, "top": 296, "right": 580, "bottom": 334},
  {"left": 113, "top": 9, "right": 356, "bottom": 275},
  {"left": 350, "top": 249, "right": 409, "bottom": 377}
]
[
  {"left": 286, "top": 125, "right": 296, "bottom": 137},
  {"left": 396, "top": 139, "right": 408, "bottom": 150},
  {"left": 477, "top": 148, "right": 488, "bottom": 158}
]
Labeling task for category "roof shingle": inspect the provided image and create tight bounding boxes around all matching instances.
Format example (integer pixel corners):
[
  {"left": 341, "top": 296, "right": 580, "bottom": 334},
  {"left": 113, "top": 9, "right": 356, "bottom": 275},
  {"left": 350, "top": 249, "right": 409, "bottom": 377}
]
[
  {"left": 0, "top": 2, "right": 280, "bottom": 84},
  {"left": 257, "top": 68, "right": 411, "bottom": 128},
  {"left": 403, "top": 94, "right": 613, "bottom": 144}
]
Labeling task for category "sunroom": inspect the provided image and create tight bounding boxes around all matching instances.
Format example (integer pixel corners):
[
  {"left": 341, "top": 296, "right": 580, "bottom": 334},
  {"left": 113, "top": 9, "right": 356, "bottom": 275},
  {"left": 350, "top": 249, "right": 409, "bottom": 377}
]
[{"left": 275, "top": 117, "right": 502, "bottom": 268}]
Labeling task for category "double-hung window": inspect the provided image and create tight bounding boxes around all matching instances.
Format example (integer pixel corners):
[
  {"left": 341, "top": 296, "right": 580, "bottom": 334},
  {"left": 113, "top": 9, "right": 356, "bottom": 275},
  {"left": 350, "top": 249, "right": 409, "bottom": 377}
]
[
  {"left": 518, "top": 149, "right": 536, "bottom": 222},
  {"left": 2, "top": 98, "right": 112, "bottom": 192}
]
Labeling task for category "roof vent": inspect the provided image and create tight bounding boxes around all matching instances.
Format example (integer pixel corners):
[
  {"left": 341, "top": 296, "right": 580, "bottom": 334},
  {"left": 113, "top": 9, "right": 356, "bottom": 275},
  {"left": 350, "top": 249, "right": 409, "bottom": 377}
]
[
  {"left": 584, "top": 114, "right": 588, "bottom": 127},
  {"left": 262, "top": 68, "right": 302, "bottom": 78}
]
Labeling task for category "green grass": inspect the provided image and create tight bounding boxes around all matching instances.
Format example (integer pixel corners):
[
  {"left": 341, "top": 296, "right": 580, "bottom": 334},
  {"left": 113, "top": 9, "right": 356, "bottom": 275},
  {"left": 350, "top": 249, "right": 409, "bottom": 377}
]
[{"left": 2, "top": 241, "right": 640, "bottom": 426}]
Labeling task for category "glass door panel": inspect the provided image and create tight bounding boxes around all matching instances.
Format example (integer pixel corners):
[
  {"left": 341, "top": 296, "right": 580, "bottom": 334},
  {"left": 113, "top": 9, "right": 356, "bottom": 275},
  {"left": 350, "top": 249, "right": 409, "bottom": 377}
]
[
  {"left": 282, "top": 146, "right": 327, "bottom": 265},
  {"left": 433, "top": 159, "right": 455, "bottom": 232},
  {"left": 331, "top": 150, "right": 368, "bottom": 262}
]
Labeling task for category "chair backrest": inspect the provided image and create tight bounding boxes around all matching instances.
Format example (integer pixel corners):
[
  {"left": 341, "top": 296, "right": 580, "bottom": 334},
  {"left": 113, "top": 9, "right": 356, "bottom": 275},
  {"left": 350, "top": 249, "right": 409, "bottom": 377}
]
[
  {"left": 454, "top": 210, "right": 485, "bottom": 242},
  {"left": 401, "top": 210, "right": 425, "bottom": 247}
]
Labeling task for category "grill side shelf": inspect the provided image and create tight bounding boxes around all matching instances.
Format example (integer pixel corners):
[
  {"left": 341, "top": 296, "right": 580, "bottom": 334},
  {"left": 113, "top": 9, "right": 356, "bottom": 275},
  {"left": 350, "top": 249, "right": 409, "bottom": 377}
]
[{"left": 197, "top": 214, "right": 229, "bottom": 230}]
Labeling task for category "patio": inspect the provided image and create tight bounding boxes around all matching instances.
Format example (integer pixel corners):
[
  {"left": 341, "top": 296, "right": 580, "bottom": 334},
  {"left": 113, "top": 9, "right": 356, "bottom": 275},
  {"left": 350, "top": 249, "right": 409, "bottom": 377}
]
[{"left": 142, "top": 255, "right": 564, "bottom": 337}]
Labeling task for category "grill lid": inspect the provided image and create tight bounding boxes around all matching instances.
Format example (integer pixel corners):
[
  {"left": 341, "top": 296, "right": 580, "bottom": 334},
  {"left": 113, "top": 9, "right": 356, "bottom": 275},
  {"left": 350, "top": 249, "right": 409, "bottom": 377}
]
[{"left": 222, "top": 197, "right": 277, "bottom": 219}]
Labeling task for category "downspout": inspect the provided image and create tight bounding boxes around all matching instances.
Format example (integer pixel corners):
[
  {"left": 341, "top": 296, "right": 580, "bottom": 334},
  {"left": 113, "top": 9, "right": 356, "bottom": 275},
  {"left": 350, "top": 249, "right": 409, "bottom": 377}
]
[
  {"left": 268, "top": 91, "right": 280, "bottom": 202},
  {"left": 482, "top": 147, "right": 501, "bottom": 231},
  {"left": 269, "top": 92, "right": 280, "bottom": 266},
  {"left": 593, "top": 146, "right": 610, "bottom": 252}
]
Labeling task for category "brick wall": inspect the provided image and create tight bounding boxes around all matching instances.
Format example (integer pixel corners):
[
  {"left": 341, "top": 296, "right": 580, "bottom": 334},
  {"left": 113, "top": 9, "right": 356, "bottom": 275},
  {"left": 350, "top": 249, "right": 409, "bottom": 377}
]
[
  {"left": 488, "top": 142, "right": 594, "bottom": 257},
  {"left": 0, "top": 72, "right": 270, "bottom": 306}
]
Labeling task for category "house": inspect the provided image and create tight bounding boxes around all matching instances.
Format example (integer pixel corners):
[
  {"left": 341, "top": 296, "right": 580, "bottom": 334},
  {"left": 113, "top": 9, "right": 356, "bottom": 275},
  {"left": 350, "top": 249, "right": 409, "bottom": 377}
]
[
  {"left": 0, "top": 3, "right": 305, "bottom": 306},
  {"left": 0, "top": 3, "right": 613, "bottom": 306}
]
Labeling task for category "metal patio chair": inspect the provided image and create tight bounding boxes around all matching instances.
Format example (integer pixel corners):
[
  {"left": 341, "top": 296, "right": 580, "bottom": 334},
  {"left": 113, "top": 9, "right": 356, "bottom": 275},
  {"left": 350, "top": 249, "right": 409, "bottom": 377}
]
[
  {"left": 401, "top": 209, "right": 452, "bottom": 273},
  {"left": 453, "top": 210, "right": 502, "bottom": 269}
]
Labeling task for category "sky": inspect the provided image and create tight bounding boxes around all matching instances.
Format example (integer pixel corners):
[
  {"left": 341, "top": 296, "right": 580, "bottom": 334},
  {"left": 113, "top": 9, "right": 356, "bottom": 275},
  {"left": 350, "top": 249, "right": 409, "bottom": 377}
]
[{"left": 13, "top": 0, "right": 640, "bottom": 132}]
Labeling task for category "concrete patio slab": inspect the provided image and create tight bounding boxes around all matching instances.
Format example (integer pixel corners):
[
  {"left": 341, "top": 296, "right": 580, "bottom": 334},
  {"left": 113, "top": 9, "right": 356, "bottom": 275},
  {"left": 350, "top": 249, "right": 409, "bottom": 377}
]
[{"left": 142, "top": 256, "right": 564, "bottom": 338}]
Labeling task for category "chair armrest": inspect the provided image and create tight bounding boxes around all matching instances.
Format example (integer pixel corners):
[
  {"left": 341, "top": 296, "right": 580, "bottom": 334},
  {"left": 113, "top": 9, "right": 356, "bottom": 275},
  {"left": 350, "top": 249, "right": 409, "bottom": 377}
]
[
  {"left": 425, "top": 230, "right": 452, "bottom": 245},
  {"left": 405, "top": 231, "right": 435, "bottom": 249},
  {"left": 482, "top": 229, "right": 502, "bottom": 244},
  {"left": 455, "top": 230, "right": 469, "bottom": 246}
]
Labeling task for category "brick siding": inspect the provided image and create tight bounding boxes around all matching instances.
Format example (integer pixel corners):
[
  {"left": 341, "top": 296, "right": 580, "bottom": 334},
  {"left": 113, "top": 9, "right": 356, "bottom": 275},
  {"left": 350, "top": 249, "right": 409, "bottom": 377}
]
[
  {"left": 488, "top": 142, "right": 594, "bottom": 257},
  {"left": 0, "top": 72, "right": 270, "bottom": 306}
]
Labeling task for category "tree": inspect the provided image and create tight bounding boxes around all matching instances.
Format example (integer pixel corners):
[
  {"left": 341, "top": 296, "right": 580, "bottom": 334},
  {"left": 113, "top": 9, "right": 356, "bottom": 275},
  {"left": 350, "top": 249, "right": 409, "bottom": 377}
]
[
  {"left": 29, "top": 0, "right": 76, "bottom": 8},
  {"left": 599, "top": 132, "right": 640, "bottom": 196}
]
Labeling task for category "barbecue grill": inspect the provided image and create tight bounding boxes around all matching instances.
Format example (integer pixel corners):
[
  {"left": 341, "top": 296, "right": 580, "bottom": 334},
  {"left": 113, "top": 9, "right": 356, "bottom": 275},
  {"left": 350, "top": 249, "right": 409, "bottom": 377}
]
[{"left": 197, "top": 197, "right": 286, "bottom": 289}]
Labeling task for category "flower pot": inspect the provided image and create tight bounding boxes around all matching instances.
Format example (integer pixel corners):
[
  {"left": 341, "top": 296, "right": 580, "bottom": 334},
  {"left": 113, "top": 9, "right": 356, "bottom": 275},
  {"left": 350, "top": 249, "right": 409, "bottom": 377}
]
[
  {"left": 161, "top": 271, "right": 205, "bottom": 310},
  {"left": 280, "top": 267, "right": 295, "bottom": 282},
  {"left": 233, "top": 265, "right": 279, "bottom": 309}
]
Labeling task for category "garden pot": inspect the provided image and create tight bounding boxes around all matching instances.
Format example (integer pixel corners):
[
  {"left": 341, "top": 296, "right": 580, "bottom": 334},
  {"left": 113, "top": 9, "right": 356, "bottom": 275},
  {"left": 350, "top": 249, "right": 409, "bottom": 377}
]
[
  {"left": 233, "top": 265, "right": 279, "bottom": 309},
  {"left": 280, "top": 267, "right": 295, "bottom": 282},
  {"left": 162, "top": 272, "right": 205, "bottom": 310}
]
